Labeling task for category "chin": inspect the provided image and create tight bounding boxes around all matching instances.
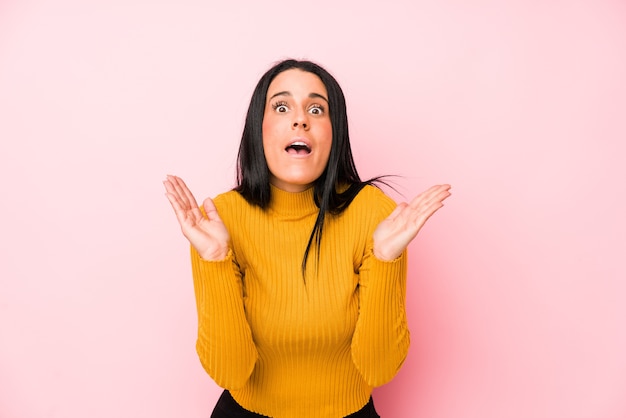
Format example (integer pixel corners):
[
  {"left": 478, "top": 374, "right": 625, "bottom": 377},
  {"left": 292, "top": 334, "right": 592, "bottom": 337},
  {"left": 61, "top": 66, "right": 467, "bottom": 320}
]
[{"left": 271, "top": 176, "right": 318, "bottom": 192}]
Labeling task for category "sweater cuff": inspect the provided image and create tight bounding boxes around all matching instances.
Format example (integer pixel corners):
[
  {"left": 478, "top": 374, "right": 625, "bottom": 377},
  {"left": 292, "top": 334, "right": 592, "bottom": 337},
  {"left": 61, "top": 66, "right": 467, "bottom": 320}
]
[
  {"left": 192, "top": 248, "right": 238, "bottom": 276},
  {"left": 191, "top": 248, "right": 244, "bottom": 311},
  {"left": 361, "top": 249, "right": 407, "bottom": 287}
]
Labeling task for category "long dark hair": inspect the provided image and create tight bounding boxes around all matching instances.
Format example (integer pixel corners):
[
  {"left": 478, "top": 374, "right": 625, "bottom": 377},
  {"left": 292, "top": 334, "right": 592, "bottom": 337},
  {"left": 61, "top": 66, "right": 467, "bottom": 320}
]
[{"left": 235, "top": 59, "right": 380, "bottom": 274}]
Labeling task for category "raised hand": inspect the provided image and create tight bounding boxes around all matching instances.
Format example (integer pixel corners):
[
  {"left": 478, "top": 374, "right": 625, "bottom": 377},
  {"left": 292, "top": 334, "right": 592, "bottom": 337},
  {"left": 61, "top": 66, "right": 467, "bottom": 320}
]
[
  {"left": 163, "top": 175, "right": 230, "bottom": 261},
  {"left": 372, "top": 184, "right": 451, "bottom": 261}
]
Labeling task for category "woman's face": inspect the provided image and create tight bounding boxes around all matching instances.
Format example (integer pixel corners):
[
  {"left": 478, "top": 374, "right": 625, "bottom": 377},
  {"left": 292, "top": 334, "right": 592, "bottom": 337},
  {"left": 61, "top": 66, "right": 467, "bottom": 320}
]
[{"left": 262, "top": 69, "right": 332, "bottom": 193}]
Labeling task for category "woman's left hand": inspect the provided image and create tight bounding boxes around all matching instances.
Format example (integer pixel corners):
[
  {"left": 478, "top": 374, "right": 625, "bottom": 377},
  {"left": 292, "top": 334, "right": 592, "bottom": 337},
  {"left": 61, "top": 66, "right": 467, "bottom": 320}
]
[{"left": 372, "top": 184, "right": 452, "bottom": 261}]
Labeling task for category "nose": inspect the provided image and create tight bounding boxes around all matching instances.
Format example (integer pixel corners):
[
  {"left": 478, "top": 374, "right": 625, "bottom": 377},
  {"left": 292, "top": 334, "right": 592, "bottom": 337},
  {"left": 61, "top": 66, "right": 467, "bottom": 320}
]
[{"left": 292, "top": 111, "right": 309, "bottom": 130}]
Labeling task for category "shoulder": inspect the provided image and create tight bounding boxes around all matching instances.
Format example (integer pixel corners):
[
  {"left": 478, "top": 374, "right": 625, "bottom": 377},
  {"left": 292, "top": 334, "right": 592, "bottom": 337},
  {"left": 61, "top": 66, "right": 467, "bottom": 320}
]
[
  {"left": 341, "top": 184, "right": 397, "bottom": 225},
  {"left": 353, "top": 184, "right": 397, "bottom": 213},
  {"left": 211, "top": 189, "right": 254, "bottom": 220},
  {"left": 213, "top": 189, "right": 246, "bottom": 207}
]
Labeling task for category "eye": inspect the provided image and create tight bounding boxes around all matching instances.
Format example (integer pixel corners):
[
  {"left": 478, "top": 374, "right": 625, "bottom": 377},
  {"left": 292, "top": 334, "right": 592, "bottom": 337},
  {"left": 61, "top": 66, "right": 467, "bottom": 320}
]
[
  {"left": 308, "top": 104, "right": 325, "bottom": 115},
  {"left": 272, "top": 101, "right": 289, "bottom": 113}
]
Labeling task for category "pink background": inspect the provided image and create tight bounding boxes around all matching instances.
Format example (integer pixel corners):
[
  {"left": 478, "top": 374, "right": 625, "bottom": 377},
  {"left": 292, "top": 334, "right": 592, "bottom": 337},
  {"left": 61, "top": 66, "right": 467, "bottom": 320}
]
[{"left": 1, "top": 1, "right": 625, "bottom": 417}]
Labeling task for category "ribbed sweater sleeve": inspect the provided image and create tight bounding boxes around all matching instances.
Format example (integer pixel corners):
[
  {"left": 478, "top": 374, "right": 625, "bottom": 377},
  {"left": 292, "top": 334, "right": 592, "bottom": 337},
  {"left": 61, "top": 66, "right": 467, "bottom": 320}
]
[
  {"left": 351, "top": 250, "right": 409, "bottom": 386},
  {"left": 190, "top": 249, "right": 258, "bottom": 390},
  {"left": 351, "top": 189, "right": 410, "bottom": 387}
]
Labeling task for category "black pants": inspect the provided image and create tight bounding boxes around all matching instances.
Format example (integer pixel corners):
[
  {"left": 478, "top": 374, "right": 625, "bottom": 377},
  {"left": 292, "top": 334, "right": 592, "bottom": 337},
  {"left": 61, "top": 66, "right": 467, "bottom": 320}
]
[{"left": 210, "top": 390, "right": 380, "bottom": 418}]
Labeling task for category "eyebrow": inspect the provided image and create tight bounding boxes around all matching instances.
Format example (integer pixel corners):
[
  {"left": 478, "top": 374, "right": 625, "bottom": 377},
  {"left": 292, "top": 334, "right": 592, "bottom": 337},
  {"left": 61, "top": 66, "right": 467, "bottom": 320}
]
[{"left": 268, "top": 91, "right": 329, "bottom": 103}]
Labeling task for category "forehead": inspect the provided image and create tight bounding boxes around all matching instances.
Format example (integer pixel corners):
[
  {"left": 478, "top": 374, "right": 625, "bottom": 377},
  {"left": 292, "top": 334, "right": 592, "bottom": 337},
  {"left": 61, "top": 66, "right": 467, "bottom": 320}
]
[{"left": 267, "top": 69, "right": 327, "bottom": 97}]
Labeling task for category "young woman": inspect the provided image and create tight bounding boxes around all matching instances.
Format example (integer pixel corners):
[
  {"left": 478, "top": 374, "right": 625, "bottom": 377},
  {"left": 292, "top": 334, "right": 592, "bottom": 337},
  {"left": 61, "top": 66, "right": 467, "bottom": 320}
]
[{"left": 164, "top": 59, "right": 451, "bottom": 418}]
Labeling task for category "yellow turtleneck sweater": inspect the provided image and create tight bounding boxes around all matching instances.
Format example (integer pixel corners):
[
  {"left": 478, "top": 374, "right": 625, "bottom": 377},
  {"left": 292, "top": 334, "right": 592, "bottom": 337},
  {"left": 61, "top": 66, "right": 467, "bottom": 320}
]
[{"left": 190, "top": 185, "right": 409, "bottom": 418}]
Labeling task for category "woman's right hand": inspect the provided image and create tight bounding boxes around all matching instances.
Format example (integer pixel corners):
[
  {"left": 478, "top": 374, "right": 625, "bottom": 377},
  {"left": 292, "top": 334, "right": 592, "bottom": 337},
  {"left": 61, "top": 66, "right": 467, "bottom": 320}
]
[{"left": 163, "top": 175, "right": 230, "bottom": 261}]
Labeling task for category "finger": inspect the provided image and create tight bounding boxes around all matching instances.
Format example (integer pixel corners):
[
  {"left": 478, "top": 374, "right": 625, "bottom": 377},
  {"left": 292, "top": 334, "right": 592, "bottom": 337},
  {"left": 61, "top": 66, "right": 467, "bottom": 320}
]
[
  {"left": 163, "top": 179, "right": 186, "bottom": 210},
  {"left": 164, "top": 178, "right": 187, "bottom": 206},
  {"left": 409, "top": 184, "right": 451, "bottom": 209},
  {"left": 385, "top": 202, "right": 408, "bottom": 222},
  {"left": 164, "top": 175, "right": 185, "bottom": 205},
  {"left": 405, "top": 187, "right": 451, "bottom": 227},
  {"left": 175, "top": 176, "right": 201, "bottom": 210},
  {"left": 167, "top": 175, "right": 194, "bottom": 209},
  {"left": 165, "top": 191, "right": 192, "bottom": 226},
  {"left": 168, "top": 175, "right": 207, "bottom": 223},
  {"left": 203, "top": 197, "right": 222, "bottom": 222},
  {"left": 411, "top": 200, "right": 445, "bottom": 225},
  {"left": 406, "top": 197, "right": 450, "bottom": 234},
  {"left": 409, "top": 184, "right": 449, "bottom": 205},
  {"left": 422, "top": 188, "right": 452, "bottom": 209},
  {"left": 165, "top": 176, "right": 205, "bottom": 223},
  {"left": 163, "top": 177, "right": 179, "bottom": 196}
]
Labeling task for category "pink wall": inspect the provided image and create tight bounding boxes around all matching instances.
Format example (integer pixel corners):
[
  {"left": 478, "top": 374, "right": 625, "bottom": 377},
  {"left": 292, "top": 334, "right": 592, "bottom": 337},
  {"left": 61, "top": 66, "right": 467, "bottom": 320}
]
[{"left": 1, "top": 1, "right": 625, "bottom": 417}]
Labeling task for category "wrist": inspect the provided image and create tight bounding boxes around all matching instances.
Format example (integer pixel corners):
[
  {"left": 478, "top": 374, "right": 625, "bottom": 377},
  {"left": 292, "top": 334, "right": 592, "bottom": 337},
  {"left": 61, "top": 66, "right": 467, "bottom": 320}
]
[
  {"left": 373, "top": 247, "right": 401, "bottom": 262},
  {"left": 200, "top": 247, "right": 229, "bottom": 261}
]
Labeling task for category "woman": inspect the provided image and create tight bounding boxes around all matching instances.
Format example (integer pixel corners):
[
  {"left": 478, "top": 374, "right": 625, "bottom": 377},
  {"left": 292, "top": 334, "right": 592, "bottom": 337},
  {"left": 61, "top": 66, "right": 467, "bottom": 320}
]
[{"left": 164, "top": 59, "right": 451, "bottom": 417}]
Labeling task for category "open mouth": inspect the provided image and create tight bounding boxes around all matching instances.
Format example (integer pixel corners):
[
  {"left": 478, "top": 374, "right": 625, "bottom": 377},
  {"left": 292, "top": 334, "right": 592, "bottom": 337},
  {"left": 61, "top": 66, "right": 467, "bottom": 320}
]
[{"left": 285, "top": 141, "right": 311, "bottom": 155}]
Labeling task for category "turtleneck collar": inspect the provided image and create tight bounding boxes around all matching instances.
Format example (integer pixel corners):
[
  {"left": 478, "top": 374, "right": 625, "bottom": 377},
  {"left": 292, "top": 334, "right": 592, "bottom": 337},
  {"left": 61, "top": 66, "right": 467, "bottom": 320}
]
[{"left": 268, "top": 184, "right": 319, "bottom": 218}]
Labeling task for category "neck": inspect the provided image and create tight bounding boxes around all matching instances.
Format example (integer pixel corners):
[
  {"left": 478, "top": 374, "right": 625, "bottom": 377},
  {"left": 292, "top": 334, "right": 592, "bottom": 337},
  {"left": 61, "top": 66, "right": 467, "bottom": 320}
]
[{"left": 268, "top": 184, "right": 318, "bottom": 217}]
